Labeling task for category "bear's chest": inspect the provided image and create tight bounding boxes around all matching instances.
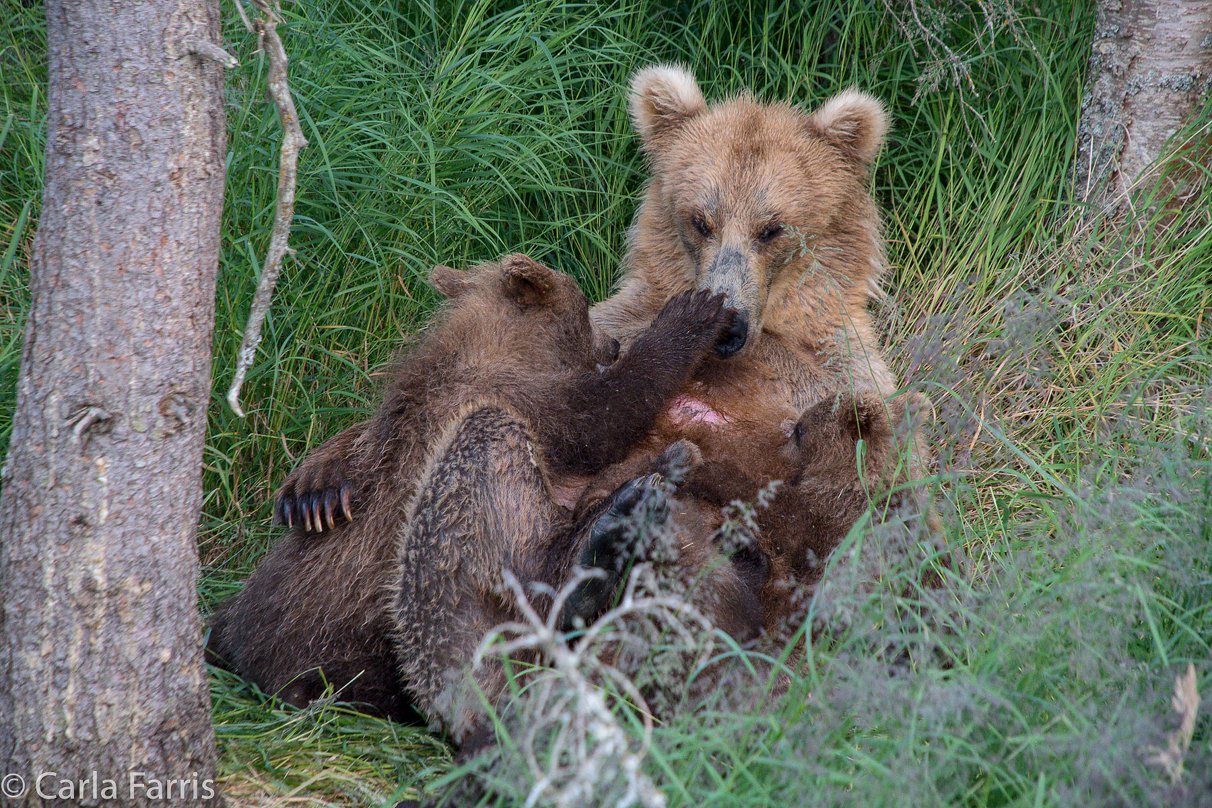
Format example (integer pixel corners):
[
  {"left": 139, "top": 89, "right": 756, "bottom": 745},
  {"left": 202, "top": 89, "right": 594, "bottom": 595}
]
[
  {"left": 685, "top": 336, "right": 834, "bottom": 420},
  {"left": 639, "top": 330, "right": 895, "bottom": 481}
]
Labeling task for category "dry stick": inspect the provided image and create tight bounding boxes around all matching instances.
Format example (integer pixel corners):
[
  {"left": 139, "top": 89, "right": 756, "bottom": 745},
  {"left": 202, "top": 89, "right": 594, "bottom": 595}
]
[{"left": 226, "top": 0, "right": 308, "bottom": 417}]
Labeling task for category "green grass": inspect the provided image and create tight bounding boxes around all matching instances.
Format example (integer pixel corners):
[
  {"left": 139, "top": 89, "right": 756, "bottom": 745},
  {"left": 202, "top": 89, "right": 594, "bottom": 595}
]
[{"left": 2, "top": 0, "right": 1210, "bottom": 805}]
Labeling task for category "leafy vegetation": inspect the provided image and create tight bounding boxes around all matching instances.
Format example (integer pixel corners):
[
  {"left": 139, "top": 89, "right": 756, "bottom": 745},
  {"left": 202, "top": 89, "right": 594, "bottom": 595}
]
[{"left": 1, "top": 0, "right": 1208, "bottom": 805}]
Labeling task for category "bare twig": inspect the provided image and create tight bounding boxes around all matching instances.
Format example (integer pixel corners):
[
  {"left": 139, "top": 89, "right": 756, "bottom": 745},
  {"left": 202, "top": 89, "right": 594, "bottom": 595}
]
[
  {"left": 184, "top": 38, "right": 239, "bottom": 69},
  {"left": 232, "top": 0, "right": 253, "bottom": 33},
  {"left": 471, "top": 569, "right": 690, "bottom": 808},
  {"left": 226, "top": 0, "right": 309, "bottom": 417}
]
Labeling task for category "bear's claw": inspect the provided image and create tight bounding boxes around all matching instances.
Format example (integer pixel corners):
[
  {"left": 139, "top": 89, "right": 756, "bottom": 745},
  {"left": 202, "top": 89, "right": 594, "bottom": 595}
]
[{"left": 276, "top": 483, "right": 354, "bottom": 533}]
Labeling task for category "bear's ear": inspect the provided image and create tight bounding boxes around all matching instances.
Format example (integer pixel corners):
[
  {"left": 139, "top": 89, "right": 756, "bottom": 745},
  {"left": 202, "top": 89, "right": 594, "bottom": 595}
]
[
  {"left": 629, "top": 63, "right": 707, "bottom": 153},
  {"left": 846, "top": 393, "right": 881, "bottom": 440},
  {"left": 429, "top": 264, "right": 475, "bottom": 299},
  {"left": 806, "top": 89, "right": 888, "bottom": 165},
  {"left": 500, "top": 253, "right": 559, "bottom": 308}
]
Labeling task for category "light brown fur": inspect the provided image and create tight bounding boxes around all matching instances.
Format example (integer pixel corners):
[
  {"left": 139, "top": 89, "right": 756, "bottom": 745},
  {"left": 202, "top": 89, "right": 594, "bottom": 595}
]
[
  {"left": 559, "top": 66, "right": 939, "bottom": 650},
  {"left": 593, "top": 65, "right": 929, "bottom": 480}
]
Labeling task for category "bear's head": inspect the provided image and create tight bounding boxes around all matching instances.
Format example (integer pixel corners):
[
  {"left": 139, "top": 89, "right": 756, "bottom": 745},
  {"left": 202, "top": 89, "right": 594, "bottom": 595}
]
[
  {"left": 781, "top": 391, "right": 928, "bottom": 488},
  {"left": 628, "top": 64, "right": 889, "bottom": 357},
  {"left": 430, "top": 253, "right": 621, "bottom": 372}
]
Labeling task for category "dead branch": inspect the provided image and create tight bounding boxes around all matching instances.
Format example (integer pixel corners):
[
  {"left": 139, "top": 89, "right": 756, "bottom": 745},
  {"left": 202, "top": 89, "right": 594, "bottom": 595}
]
[
  {"left": 185, "top": 37, "right": 239, "bottom": 69},
  {"left": 226, "top": 0, "right": 309, "bottom": 417}
]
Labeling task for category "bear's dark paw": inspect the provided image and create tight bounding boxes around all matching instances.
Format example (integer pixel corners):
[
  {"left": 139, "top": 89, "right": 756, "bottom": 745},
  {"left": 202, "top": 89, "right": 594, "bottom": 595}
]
[
  {"left": 559, "top": 474, "right": 669, "bottom": 630},
  {"left": 558, "top": 566, "right": 615, "bottom": 632},
  {"left": 584, "top": 472, "right": 666, "bottom": 570},
  {"left": 271, "top": 422, "right": 366, "bottom": 533},
  {"left": 650, "top": 288, "right": 735, "bottom": 355}
]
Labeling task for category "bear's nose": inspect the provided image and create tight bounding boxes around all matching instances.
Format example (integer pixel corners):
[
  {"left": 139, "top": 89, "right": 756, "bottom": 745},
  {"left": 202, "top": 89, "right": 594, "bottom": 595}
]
[{"left": 715, "top": 315, "right": 749, "bottom": 357}]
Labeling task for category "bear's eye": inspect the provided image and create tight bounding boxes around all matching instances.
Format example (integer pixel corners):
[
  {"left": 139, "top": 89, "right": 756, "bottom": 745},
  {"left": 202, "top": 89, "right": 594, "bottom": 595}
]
[
  {"left": 791, "top": 419, "right": 805, "bottom": 447},
  {"left": 758, "top": 223, "right": 783, "bottom": 243},
  {"left": 690, "top": 214, "right": 712, "bottom": 238}
]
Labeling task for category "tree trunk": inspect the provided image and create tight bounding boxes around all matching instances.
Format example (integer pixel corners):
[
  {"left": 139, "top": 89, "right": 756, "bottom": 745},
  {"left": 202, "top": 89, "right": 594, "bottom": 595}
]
[
  {"left": 0, "top": 0, "right": 226, "bottom": 804},
  {"left": 1074, "top": 0, "right": 1212, "bottom": 211}
]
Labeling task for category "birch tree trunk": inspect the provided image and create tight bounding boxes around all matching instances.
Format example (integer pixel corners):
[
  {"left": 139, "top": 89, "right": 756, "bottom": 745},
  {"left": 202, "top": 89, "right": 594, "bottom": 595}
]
[
  {"left": 1074, "top": 0, "right": 1212, "bottom": 211},
  {"left": 0, "top": 0, "right": 227, "bottom": 804}
]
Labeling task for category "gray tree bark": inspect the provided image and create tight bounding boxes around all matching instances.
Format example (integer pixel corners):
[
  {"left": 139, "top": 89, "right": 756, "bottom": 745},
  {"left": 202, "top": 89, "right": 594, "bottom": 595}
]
[
  {"left": 0, "top": 0, "right": 227, "bottom": 805},
  {"left": 1074, "top": 0, "right": 1212, "bottom": 211}
]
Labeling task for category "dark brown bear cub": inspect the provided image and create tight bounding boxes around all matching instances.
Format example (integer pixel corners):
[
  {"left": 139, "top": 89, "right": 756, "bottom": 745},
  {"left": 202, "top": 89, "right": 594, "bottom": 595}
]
[
  {"left": 206, "top": 254, "right": 733, "bottom": 722},
  {"left": 682, "top": 391, "right": 929, "bottom": 589},
  {"left": 559, "top": 390, "right": 930, "bottom": 640}
]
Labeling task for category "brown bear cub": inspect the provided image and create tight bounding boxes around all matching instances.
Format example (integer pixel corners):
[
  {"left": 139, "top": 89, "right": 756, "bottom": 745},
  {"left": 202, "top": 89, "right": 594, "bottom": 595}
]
[
  {"left": 559, "top": 391, "right": 928, "bottom": 642},
  {"left": 207, "top": 253, "right": 734, "bottom": 722}
]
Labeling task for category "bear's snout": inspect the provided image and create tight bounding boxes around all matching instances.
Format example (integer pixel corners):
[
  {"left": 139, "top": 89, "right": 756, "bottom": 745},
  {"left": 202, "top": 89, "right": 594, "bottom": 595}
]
[
  {"left": 700, "top": 247, "right": 758, "bottom": 357},
  {"left": 715, "top": 313, "right": 749, "bottom": 357}
]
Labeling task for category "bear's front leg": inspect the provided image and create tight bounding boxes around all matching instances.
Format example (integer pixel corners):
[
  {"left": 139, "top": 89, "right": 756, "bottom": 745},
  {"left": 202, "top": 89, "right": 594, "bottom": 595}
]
[
  {"left": 553, "top": 289, "right": 734, "bottom": 475},
  {"left": 392, "top": 402, "right": 569, "bottom": 748}
]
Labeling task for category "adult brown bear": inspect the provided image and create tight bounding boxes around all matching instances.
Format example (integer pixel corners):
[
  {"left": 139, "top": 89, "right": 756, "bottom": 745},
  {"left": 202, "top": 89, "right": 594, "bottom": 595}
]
[
  {"left": 552, "top": 64, "right": 937, "bottom": 641},
  {"left": 587, "top": 63, "right": 930, "bottom": 487}
]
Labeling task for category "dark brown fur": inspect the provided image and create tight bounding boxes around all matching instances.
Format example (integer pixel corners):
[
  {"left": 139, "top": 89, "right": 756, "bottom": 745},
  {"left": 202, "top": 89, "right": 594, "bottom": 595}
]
[
  {"left": 562, "top": 390, "right": 927, "bottom": 643},
  {"left": 206, "top": 254, "right": 733, "bottom": 720},
  {"left": 392, "top": 403, "right": 571, "bottom": 742}
]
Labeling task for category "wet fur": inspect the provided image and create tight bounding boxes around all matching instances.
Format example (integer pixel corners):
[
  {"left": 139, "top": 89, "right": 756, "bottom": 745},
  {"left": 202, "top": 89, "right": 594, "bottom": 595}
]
[{"left": 207, "top": 254, "right": 733, "bottom": 721}]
